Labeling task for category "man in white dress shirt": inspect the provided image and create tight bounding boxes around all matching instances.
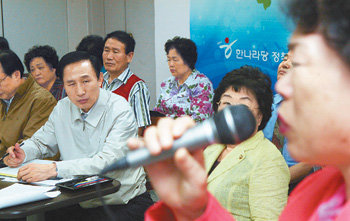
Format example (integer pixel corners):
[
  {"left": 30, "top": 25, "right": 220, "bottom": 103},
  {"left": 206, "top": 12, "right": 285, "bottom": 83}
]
[{"left": 5, "top": 51, "right": 153, "bottom": 221}]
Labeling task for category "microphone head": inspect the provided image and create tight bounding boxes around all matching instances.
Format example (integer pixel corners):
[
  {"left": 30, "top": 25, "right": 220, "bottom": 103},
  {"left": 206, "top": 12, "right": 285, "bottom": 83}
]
[{"left": 213, "top": 105, "right": 256, "bottom": 144}]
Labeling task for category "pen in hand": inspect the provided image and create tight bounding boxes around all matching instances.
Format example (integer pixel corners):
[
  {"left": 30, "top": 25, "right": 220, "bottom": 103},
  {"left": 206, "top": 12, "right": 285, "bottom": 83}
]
[
  {"left": 0, "top": 152, "right": 9, "bottom": 162},
  {"left": 0, "top": 142, "right": 24, "bottom": 161}
]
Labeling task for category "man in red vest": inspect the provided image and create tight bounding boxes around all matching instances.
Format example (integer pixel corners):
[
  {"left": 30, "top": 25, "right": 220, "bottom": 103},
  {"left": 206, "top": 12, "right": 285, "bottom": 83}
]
[{"left": 102, "top": 31, "right": 151, "bottom": 136}]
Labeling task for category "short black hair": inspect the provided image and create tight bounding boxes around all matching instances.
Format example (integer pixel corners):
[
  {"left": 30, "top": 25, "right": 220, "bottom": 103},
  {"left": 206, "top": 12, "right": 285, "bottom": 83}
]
[
  {"left": 24, "top": 45, "right": 59, "bottom": 76},
  {"left": 213, "top": 65, "right": 273, "bottom": 131},
  {"left": 104, "top": 31, "right": 135, "bottom": 54},
  {"left": 0, "top": 37, "right": 9, "bottom": 50},
  {"left": 76, "top": 35, "right": 104, "bottom": 65},
  {"left": 57, "top": 51, "right": 102, "bottom": 80},
  {"left": 0, "top": 50, "right": 24, "bottom": 78},
  {"left": 165, "top": 37, "right": 197, "bottom": 70},
  {"left": 286, "top": 0, "right": 350, "bottom": 66}
]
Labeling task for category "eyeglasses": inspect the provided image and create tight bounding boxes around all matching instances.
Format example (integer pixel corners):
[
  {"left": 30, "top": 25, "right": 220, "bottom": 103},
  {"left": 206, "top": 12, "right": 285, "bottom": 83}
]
[
  {"left": 0, "top": 75, "right": 7, "bottom": 84},
  {"left": 217, "top": 100, "right": 260, "bottom": 111}
]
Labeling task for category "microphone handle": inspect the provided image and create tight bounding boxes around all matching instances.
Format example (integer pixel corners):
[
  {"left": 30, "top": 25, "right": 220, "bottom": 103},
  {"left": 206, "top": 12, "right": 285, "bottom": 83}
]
[{"left": 123, "top": 120, "right": 217, "bottom": 169}]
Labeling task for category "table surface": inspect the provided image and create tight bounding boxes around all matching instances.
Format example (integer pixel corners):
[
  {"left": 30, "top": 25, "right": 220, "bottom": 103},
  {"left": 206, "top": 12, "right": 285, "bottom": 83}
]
[{"left": 0, "top": 179, "right": 120, "bottom": 219}]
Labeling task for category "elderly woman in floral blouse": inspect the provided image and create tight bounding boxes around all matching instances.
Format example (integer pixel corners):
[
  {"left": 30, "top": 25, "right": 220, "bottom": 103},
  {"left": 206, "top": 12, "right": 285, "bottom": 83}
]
[{"left": 153, "top": 37, "right": 214, "bottom": 122}]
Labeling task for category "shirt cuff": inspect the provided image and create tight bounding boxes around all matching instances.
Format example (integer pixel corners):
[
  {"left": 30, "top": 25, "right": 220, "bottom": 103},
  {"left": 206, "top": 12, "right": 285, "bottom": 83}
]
[
  {"left": 55, "top": 161, "right": 68, "bottom": 178},
  {"left": 52, "top": 162, "right": 60, "bottom": 178},
  {"left": 21, "top": 142, "right": 40, "bottom": 163}
]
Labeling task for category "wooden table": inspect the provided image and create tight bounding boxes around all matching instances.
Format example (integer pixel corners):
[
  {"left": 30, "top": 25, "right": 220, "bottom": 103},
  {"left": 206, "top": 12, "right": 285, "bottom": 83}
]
[{"left": 0, "top": 179, "right": 120, "bottom": 220}]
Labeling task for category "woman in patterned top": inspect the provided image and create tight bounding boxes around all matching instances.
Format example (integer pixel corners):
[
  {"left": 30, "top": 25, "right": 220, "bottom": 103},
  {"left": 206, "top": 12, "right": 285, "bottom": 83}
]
[
  {"left": 153, "top": 37, "right": 214, "bottom": 122},
  {"left": 24, "top": 45, "right": 66, "bottom": 101}
]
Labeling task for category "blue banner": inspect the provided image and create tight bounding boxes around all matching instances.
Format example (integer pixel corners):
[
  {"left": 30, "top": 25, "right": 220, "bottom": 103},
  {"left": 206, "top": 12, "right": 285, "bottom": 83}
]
[{"left": 190, "top": 0, "right": 293, "bottom": 91}]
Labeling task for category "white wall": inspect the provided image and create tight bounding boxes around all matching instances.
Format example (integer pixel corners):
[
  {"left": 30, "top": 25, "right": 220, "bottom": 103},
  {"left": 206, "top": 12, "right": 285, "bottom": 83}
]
[
  {"left": 0, "top": 0, "right": 190, "bottom": 106},
  {"left": 2, "top": 0, "right": 68, "bottom": 62},
  {"left": 67, "top": 0, "right": 105, "bottom": 51},
  {"left": 0, "top": 0, "right": 3, "bottom": 36},
  {"left": 2, "top": 0, "right": 106, "bottom": 62},
  {"left": 126, "top": 0, "right": 156, "bottom": 107},
  {"left": 104, "top": 0, "right": 125, "bottom": 33},
  {"left": 67, "top": 0, "right": 89, "bottom": 52},
  {"left": 88, "top": 0, "right": 105, "bottom": 36},
  {"left": 154, "top": 0, "right": 190, "bottom": 97}
]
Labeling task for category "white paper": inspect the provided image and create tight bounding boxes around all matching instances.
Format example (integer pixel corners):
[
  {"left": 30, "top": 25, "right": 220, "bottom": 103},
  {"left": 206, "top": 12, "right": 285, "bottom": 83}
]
[
  {"left": 45, "top": 191, "right": 61, "bottom": 198},
  {"left": 0, "top": 160, "right": 72, "bottom": 186},
  {"left": 0, "top": 177, "right": 18, "bottom": 182},
  {"left": 33, "top": 178, "right": 72, "bottom": 186},
  {"left": 0, "top": 177, "right": 72, "bottom": 186},
  {"left": 0, "top": 159, "right": 53, "bottom": 177},
  {"left": 0, "top": 183, "right": 61, "bottom": 209}
]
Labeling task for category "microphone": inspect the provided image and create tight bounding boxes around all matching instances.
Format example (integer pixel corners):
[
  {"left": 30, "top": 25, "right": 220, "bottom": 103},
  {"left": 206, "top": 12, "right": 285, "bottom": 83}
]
[{"left": 101, "top": 104, "right": 256, "bottom": 173}]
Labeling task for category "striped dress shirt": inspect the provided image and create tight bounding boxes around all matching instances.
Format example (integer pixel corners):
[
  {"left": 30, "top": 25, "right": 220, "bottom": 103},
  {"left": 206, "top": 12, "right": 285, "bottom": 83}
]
[{"left": 102, "top": 67, "right": 151, "bottom": 127}]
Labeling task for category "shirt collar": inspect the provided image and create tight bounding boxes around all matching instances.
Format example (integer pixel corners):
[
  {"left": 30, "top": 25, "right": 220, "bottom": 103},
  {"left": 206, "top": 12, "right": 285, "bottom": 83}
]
[
  {"left": 2, "top": 75, "right": 33, "bottom": 111},
  {"left": 206, "top": 131, "right": 265, "bottom": 182},
  {"left": 2, "top": 97, "right": 14, "bottom": 105},
  {"left": 169, "top": 69, "right": 197, "bottom": 88},
  {"left": 183, "top": 69, "right": 197, "bottom": 86},
  {"left": 72, "top": 89, "right": 109, "bottom": 128},
  {"left": 2, "top": 97, "right": 14, "bottom": 113},
  {"left": 79, "top": 104, "right": 94, "bottom": 119},
  {"left": 103, "top": 67, "right": 131, "bottom": 85}
]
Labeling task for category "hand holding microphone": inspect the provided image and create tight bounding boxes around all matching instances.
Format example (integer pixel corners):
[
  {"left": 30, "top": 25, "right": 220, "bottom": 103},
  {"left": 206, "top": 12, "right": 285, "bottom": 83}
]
[
  {"left": 102, "top": 105, "right": 256, "bottom": 173},
  {"left": 109, "top": 105, "right": 256, "bottom": 220}
]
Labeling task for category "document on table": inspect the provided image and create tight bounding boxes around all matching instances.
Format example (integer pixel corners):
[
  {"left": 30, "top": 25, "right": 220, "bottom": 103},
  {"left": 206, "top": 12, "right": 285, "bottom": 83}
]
[
  {"left": 0, "top": 183, "right": 60, "bottom": 209},
  {"left": 0, "top": 159, "right": 53, "bottom": 178},
  {"left": 0, "top": 159, "right": 72, "bottom": 186}
]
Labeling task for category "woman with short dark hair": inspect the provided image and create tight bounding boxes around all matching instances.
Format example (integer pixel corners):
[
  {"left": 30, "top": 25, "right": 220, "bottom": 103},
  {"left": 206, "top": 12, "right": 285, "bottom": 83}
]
[
  {"left": 154, "top": 36, "right": 214, "bottom": 122},
  {"left": 204, "top": 65, "right": 289, "bottom": 220},
  {"left": 24, "top": 45, "right": 66, "bottom": 100}
]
